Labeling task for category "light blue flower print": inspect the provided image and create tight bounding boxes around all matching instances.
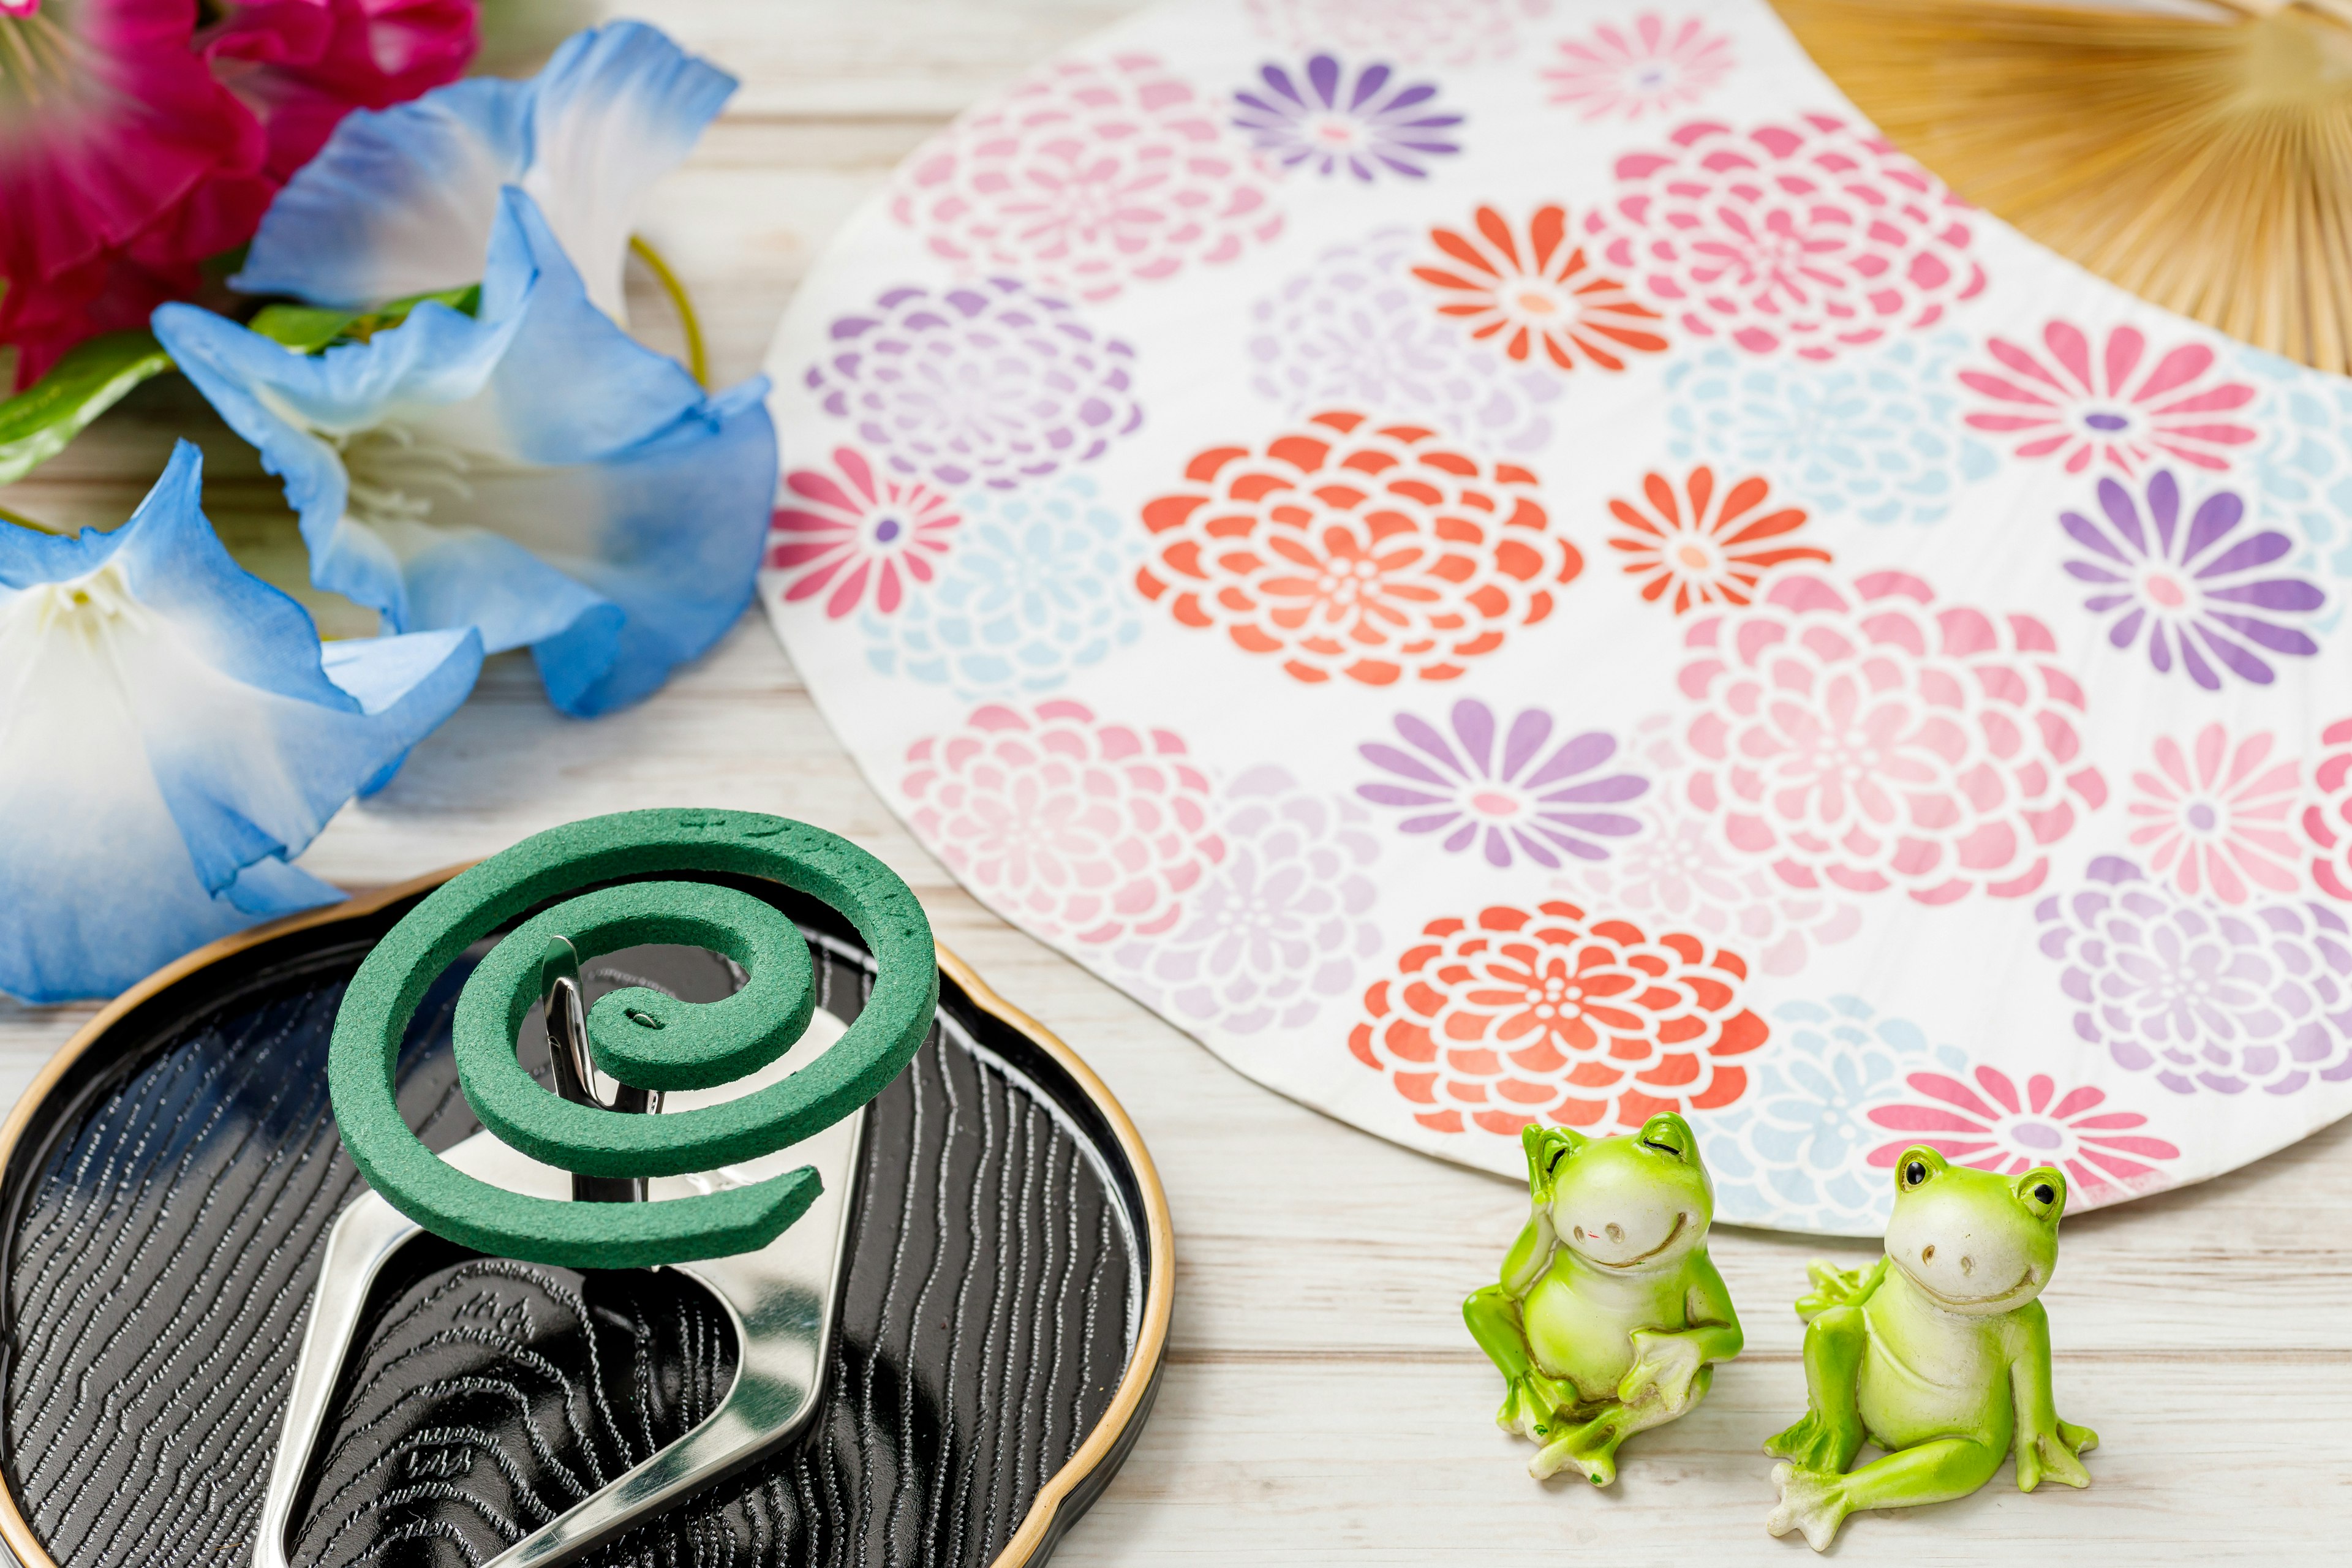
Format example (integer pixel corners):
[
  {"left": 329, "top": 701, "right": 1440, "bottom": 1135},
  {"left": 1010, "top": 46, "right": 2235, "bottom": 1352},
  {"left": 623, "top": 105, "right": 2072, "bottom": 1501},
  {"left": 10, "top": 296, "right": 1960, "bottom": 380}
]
[
  {"left": 158, "top": 188, "right": 776, "bottom": 718},
  {"left": 1666, "top": 334, "right": 1996, "bottom": 526},
  {"left": 0, "top": 443, "right": 483, "bottom": 1003},
  {"left": 2237, "top": 345, "right": 2352, "bottom": 578},
  {"left": 1703, "top": 996, "right": 1967, "bottom": 1235},
  {"left": 862, "top": 475, "right": 1142, "bottom": 697}
]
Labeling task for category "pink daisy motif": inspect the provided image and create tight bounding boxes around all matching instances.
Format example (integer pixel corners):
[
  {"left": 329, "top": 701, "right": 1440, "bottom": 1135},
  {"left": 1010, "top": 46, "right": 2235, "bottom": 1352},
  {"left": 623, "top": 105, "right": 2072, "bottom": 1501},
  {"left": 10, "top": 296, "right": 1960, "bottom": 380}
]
[
  {"left": 1959, "top": 320, "right": 2257, "bottom": 475},
  {"left": 1542, "top": 13, "right": 1733, "bottom": 122},
  {"left": 1868, "top": 1065, "right": 2180, "bottom": 1205},
  {"left": 2304, "top": 717, "right": 2352, "bottom": 902},
  {"left": 764, "top": 447, "right": 960, "bottom": 619},
  {"left": 2128, "top": 723, "right": 2302, "bottom": 905}
]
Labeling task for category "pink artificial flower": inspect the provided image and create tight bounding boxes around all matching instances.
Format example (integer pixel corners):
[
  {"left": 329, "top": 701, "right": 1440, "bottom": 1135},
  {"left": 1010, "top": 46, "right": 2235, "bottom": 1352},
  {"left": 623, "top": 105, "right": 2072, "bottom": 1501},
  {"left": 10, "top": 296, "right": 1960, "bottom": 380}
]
[
  {"left": 0, "top": 0, "right": 475, "bottom": 386},
  {"left": 204, "top": 0, "right": 480, "bottom": 181}
]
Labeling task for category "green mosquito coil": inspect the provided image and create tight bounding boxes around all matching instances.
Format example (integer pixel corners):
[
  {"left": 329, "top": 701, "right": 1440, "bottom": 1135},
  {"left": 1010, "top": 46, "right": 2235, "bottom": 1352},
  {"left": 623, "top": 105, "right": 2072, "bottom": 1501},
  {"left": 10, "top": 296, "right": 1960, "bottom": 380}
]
[{"left": 328, "top": 808, "right": 937, "bottom": 1269}]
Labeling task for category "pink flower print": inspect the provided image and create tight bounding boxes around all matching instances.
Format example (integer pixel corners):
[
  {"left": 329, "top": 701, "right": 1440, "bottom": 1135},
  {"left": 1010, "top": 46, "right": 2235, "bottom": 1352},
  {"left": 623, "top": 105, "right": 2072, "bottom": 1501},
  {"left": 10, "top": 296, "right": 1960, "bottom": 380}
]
[
  {"left": 1563, "top": 715, "right": 1863, "bottom": 977},
  {"left": 1586, "top": 114, "right": 1985, "bottom": 362},
  {"left": 2127, "top": 725, "right": 2302, "bottom": 905},
  {"left": 1542, "top": 14, "right": 1733, "bottom": 122},
  {"left": 764, "top": 447, "right": 959, "bottom": 619},
  {"left": 2304, "top": 718, "right": 2352, "bottom": 902},
  {"left": 1868, "top": 1066, "right": 2180, "bottom": 1207},
  {"left": 902, "top": 699, "right": 1224, "bottom": 944},
  {"left": 1677, "top": 569, "right": 2105, "bottom": 905},
  {"left": 890, "top": 53, "right": 1282, "bottom": 304},
  {"left": 1960, "top": 321, "right": 2256, "bottom": 475}
]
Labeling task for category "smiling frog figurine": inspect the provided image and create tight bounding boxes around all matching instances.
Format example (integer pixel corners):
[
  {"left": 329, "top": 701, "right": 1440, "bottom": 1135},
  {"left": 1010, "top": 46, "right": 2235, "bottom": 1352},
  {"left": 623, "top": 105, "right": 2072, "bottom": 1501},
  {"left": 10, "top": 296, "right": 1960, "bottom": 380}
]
[
  {"left": 1763, "top": 1146, "right": 2098, "bottom": 1550},
  {"left": 1463, "top": 1115, "right": 1743, "bottom": 1485}
]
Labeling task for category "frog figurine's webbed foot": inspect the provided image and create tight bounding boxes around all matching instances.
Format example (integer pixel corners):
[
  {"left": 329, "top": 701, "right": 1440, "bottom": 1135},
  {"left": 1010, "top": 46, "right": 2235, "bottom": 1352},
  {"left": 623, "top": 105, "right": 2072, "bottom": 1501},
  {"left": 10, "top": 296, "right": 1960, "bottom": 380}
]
[
  {"left": 1765, "top": 1462, "right": 1850, "bottom": 1553},
  {"left": 2017, "top": 1417, "right": 2098, "bottom": 1492},
  {"left": 1493, "top": 1365, "right": 1576, "bottom": 1444}
]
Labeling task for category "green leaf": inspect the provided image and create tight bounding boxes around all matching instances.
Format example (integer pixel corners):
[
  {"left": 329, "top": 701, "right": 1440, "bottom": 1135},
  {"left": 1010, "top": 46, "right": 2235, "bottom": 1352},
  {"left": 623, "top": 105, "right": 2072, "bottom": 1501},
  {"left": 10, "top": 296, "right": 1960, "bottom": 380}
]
[
  {"left": 246, "top": 285, "right": 482, "bottom": 356},
  {"left": 0, "top": 331, "right": 175, "bottom": 488},
  {"left": 249, "top": 304, "right": 361, "bottom": 352}
]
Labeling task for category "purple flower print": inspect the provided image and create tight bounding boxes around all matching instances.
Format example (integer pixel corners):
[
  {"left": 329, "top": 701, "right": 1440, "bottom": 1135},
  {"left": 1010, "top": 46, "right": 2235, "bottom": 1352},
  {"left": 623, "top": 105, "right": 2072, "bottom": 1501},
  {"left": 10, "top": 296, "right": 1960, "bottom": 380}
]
[
  {"left": 1231, "top": 55, "right": 1463, "bottom": 181},
  {"left": 2035, "top": 855, "right": 2352, "bottom": 1096},
  {"left": 804, "top": 279, "right": 1142, "bottom": 490},
  {"left": 2060, "top": 469, "right": 2325, "bottom": 689},
  {"left": 1114, "top": 766, "right": 1382, "bottom": 1035},
  {"left": 1358, "top": 699, "right": 1646, "bottom": 868}
]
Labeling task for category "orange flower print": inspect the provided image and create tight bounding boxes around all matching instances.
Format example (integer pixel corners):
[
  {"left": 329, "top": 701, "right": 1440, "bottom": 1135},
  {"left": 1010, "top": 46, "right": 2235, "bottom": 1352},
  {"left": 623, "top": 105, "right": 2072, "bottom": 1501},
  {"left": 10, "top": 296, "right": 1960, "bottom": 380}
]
[
  {"left": 1412, "top": 205, "right": 1667, "bottom": 372},
  {"left": 1607, "top": 467, "right": 1828, "bottom": 612},
  {"left": 1136, "top": 410, "right": 1583, "bottom": 685},
  {"left": 1349, "top": 900, "right": 1768, "bottom": 1136}
]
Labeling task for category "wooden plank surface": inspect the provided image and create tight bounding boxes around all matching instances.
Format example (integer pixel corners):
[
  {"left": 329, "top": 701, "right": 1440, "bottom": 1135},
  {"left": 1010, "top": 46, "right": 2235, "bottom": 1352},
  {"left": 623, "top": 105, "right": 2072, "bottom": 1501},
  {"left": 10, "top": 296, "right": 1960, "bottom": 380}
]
[{"left": 2, "top": 1, "right": 2346, "bottom": 1559}]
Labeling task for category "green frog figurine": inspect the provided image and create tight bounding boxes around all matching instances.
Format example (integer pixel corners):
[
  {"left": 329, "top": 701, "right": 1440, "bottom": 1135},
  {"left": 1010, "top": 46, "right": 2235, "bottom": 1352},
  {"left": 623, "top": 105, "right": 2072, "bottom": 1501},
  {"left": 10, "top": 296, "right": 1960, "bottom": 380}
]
[
  {"left": 1763, "top": 1145, "right": 2098, "bottom": 1550},
  {"left": 1463, "top": 1115, "right": 1743, "bottom": 1485}
]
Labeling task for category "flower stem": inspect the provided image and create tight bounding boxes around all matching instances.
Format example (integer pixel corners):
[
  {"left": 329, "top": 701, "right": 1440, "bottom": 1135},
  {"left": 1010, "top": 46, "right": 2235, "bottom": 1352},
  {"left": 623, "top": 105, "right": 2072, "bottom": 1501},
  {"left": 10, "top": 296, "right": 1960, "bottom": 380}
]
[{"left": 628, "top": 235, "right": 707, "bottom": 388}]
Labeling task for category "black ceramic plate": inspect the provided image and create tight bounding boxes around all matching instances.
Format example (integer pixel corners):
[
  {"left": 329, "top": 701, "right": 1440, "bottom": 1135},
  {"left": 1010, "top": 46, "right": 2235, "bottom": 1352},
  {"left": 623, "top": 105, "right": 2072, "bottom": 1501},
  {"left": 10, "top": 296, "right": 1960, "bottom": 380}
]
[{"left": 0, "top": 869, "right": 1171, "bottom": 1568}]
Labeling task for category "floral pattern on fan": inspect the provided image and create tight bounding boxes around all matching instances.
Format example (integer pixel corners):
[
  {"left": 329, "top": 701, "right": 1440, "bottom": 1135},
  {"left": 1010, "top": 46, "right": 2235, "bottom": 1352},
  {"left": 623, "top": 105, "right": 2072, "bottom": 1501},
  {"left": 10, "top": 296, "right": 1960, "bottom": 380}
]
[
  {"left": 889, "top": 53, "right": 1283, "bottom": 303},
  {"left": 1605, "top": 466, "right": 1829, "bottom": 612},
  {"left": 1542, "top": 12, "right": 1734, "bottom": 122},
  {"left": 2240, "top": 346, "right": 2352, "bottom": 576},
  {"left": 1705, "top": 998, "right": 1965, "bottom": 1232},
  {"left": 1134, "top": 409, "right": 1582, "bottom": 685},
  {"left": 863, "top": 474, "right": 1141, "bottom": 696},
  {"left": 1349, "top": 900, "right": 1768, "bottom": 1133},
  {"left": 2306, "top": 718, "right": 2352, "bottom": 902},
  {"left": 1355, "top": 699, "right": 1646, "bottom": 868},
  {"left": 1411, "top": 203, "right": 1667, "bottom": 372},
  {"left": 1112, "top": 764, "right": 1382, "bottom": 1035},
  {"left": 1666, "top": 336, "right": 1997, "bottom": 526},
  {"left": 2062, "top": 470, "right": 2324, "bottom": 691},
  {"left": 765, "top": 447, "right": 960, "bottom": 619},
  {"left": 1587, "top": 113, "right": 1985, "bottom": 361},
  {"left": 1248, "top": 225, "right": 1561, "bottom": 453},
  {"left": 2125, "top": 723, "right": 2302, "bottom": 905},
  {"left": 902, "top": 698, "right": 1223, "bottom": 944},
  {"left": 1245, "top": 0, "right": 1555, "bottom": 65},
  {"left": 1231, "top": 54, "right": 1464, "bottom": 181},
  {"left": 1960, "top": 320, "right": 2257, "bottom": 475},
  {"left": 1559, "top": 715, "right": 1863, "bottom": 978},
  {"left": 805, "top": 279, "right": 1142, "bottom": 489},
  {"left": 2036, "top": 856, "right": 2352, "bottom": 1096},
  {"left": 1866, "top": 1065, "right": 2181, "bottom": 1206},
  {"left": 1676, "top": 569, "right": 2105, "bottom": 904}
]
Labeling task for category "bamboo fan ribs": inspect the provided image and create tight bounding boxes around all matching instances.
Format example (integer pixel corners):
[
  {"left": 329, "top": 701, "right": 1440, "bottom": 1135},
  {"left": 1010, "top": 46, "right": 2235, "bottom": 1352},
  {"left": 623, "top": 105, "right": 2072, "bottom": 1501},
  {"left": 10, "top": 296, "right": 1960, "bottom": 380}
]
[{"left": 1770, "top": 0, "right": 2352, "bottom": 372}]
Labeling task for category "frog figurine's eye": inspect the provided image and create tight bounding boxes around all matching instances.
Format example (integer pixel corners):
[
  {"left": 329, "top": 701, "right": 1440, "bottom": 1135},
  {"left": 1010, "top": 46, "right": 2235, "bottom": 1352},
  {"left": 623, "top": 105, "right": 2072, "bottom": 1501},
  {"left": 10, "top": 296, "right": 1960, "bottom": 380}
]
[
  {"left": 1894, "top": 1145, "right": 1947, "bottom": 1191},
  {"left": 1637, "top": 1112, "right": 1695, "bottom": 1162},
  {"left": 2015, "top": 1166, "right": 2067, "bottom": 1221}
]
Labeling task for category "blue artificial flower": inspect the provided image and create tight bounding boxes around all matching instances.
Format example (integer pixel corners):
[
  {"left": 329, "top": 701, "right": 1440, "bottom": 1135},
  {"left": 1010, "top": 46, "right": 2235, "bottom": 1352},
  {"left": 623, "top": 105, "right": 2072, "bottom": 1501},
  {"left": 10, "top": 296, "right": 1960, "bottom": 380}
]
[
  {"left": 0, "top": 443, "right": 482, "bottom": 1003},
  {"left": 156, "top": 189, "right": 777, "bottom": 717},
  {"left": 232, "top": 21, "right": 733, "bottom": 325}
]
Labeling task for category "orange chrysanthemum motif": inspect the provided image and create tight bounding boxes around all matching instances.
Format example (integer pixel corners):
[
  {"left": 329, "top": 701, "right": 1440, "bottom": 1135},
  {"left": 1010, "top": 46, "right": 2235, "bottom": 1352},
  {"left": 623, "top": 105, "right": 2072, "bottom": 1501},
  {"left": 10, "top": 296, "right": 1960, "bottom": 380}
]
[
  {"left": 1136, "top": 410, "right": 1582, "bottom": 685},
  {"left": 1348, "top": 900, "right": 1768, "bottom": 1135},
  {"left": 1607, "top": 466, "right": 1830, "bottom": 612},
  {"left": 1411, "top": 205, "right": 1667, "bottom": 372}
]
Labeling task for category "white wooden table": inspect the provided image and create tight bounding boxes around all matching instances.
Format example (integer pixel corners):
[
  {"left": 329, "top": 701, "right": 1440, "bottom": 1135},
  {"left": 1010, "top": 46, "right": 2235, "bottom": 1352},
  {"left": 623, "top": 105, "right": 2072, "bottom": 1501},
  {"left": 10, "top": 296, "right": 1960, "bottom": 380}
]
[{"left": 3, "top": 2, "right": 2346, "bottom": 1559}]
